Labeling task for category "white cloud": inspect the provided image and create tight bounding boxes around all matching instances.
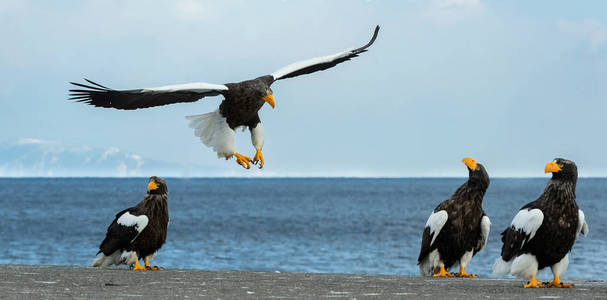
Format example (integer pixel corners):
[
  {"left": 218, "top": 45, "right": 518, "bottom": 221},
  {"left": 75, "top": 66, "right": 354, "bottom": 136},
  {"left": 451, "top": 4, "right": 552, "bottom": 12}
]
[
  {"left": 16, "top": 138, "right": 53, "bottom": 145},
  {"left": 102, "top": 147, "right": 120, "bottom": 160},
  {"left": 130, "top": 154, "right": 144, "bottom": 168},
  {"left": 422, "top": 0, "right": 486, "bottom": 25},
  {"left": 558, "top": 19, "right": 607, "bottom": 50}
]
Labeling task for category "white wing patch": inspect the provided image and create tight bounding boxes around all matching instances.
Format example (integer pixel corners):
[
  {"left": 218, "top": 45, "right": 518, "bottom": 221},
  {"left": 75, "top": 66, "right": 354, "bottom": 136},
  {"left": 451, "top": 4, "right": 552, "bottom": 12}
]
[
  {"left": 479, "top": 215, "right": 491, "bottom": 251},
  {"left": 577, "top": 209, "right": 589, "bottom": 238},
  {"left": 511, "top": 208, "right": 544, "bottom": 242},
  {"left": 117, "top": 212, "right": 149, "bottom": 233},
  {"left": 271, "top": 49, "right": 353, "bottom": 80},
  {"left": 425, "top": 210, "right": 448, "bottom": 246},
  {"left": 142, "top": 82, "right": 228, "bottom": 93}
]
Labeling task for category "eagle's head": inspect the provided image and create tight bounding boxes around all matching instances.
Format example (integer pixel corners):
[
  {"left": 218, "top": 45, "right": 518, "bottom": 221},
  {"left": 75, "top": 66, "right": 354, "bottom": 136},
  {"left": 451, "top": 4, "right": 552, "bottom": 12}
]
[
  {"left": 462, "top": 157, "right": 490, "bottom": 188},
  {"left": 147, "top": 176, "right": 168, "bottom": 195},
  {"left": 261, "top": 87, "right": 275, "bottom": 109},
  {"left": 545, "top": 158, "right": 577, "bottom": 182},
  {"left": 250, "top": 76, "right": 275, "bottom": 109}
]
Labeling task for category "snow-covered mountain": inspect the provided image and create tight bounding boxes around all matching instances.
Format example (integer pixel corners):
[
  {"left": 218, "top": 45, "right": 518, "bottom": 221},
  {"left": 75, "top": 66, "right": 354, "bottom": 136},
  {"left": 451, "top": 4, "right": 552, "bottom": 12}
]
[{"left": 0, "top": 138, "right": 222, "bottom": 177}]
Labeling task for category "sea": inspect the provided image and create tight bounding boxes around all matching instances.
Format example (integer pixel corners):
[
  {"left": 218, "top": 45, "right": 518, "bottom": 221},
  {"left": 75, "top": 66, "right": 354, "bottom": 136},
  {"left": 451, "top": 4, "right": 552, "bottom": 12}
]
[{"left": 0, "top": 178, "right": 604, "bottom": 280}]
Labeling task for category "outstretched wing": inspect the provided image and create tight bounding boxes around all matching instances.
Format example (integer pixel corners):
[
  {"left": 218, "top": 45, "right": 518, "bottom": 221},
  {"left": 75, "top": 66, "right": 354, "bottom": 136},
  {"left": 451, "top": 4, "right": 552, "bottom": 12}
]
[
  {"left": 499, "top": 207, "right": 544, "bottom": 262},
  {"left": 69, "top": 79, "right": 228, "bottom": 110},
  {"left": 270, "top": 25, "right": 379, "bottom": 81},
  {"left": 98, "top": 208, "right": 149, "bottom": 255}
]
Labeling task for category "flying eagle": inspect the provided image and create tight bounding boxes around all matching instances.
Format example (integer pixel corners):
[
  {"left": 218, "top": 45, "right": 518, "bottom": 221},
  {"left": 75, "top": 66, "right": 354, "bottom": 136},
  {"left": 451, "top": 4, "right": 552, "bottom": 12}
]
[
  {"left": 493, "top": 158, "right": 588, "bottom": 288},
  {"left": 69, "top": 26, "right": 380, "bottom": 169},
  {"left": 92, "top": 176, "right": 169, "bottom": 270},
  {"left": 418, "top": 157, "right": 491, "bottom": 278}
]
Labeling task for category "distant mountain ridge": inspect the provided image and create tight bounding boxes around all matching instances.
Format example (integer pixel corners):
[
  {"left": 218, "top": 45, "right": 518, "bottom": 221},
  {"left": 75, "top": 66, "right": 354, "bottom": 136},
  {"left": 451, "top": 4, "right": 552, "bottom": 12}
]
[{"left": 0, "top": 138, "right": 222, "bottom": 177}]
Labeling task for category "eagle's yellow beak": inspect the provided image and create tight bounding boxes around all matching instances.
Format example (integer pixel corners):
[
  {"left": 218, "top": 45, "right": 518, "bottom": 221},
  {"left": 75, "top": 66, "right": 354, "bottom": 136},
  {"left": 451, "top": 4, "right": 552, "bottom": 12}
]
[
  {"left": 148, "top": 180, "right": 159, "bottom": 191},
  {"left": 262, "top": 94, "right": 275, "bottom": 109},
  {"left": 462, "top": 157, "right": 478, "bottom": 170},
  {"left": 544, "top": 161, "right": 562, "bottom": 174}
]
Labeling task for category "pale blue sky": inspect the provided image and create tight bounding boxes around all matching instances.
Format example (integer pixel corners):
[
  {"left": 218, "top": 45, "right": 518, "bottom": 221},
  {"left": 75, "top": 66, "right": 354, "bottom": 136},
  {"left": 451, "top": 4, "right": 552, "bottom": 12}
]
[{"left": 1, "top": 0, "right": 606, "bottom": 177}]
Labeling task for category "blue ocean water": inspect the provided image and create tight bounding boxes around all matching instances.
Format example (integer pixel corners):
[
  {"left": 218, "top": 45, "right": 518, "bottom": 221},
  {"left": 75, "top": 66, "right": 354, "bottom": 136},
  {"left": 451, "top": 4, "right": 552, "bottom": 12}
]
[{"left": 0, "top": 178, "right": 604, "bottom": 280}]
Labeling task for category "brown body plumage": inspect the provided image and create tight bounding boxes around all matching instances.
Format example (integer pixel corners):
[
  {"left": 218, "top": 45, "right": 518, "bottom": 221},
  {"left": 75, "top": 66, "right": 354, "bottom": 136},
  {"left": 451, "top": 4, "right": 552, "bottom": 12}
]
[
  {"left": 493, "top": 158, "right": 588, "bottom": 288},
  {"left": 92, "top": 176, "right": 169, "bottom": 270},
  {"left": 418, "top": 158, "right": 490, "bottom": 278}
]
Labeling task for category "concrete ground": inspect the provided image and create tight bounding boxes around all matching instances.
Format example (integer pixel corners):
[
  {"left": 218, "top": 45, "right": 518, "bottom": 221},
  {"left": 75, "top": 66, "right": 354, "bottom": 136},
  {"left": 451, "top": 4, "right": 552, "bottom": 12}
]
[{"left": 0, "top": 265, "right": 605, "bottom": 299}]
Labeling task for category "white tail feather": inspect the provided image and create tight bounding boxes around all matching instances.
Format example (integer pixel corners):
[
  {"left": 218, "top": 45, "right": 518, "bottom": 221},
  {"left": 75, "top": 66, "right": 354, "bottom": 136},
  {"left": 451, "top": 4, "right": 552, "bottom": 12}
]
[
  {"left": 492, "top": 257, "right": 512, "bottom": 275},
  {"left": 91, "top": 251, "right": 136, "bottom": 267},
  {"left": 186, "top": 110, "right": 235, "bottom": 159},
  {"left": 91, "top": 254, "right": 106, "bottom": 267},
  {"left": 419, "top": 249, "right": 442, "bottom": 276},
  {"left": 91, "top": 251, "right": 121, "bottom": 267}
]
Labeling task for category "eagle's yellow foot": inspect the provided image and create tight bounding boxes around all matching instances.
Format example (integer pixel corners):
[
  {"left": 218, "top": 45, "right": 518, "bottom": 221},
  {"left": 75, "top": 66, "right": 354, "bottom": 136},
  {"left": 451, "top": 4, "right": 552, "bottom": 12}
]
[
  {"left": 252, "top": 148, "right": 264, "bottom": 169},
  {"left": 524, "top": 276, "right": 545, "bottom": 288},
  {"left": 132, "top": 260, "right": 146, "bottom": 271},
  {"left": 455, "top": 266, "right": 477, "bottom": 278},
  {"left": 547, "top": 276, "right": 573, "bottom": 288},
  {"left": 433, "top": 266, "right": 453, "bottom": 278},
  {"left": 234, "top": 152, "right": 252, "bottom": 169},
  {"left": 144, "top": 260, "right": 163, "bottom": 270}
]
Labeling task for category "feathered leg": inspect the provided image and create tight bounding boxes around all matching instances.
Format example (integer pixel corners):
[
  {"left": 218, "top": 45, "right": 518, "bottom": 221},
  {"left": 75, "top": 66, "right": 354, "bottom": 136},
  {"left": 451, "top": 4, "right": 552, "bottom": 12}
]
[
  {"left": 250, "top": 123, "right": 264, "bottom": 169},
  {"left": 547, "top": 254, "right": 573, "bottom": 288},
  {"left": 455, "top": 250, "right": 477, "bottom": 278}
]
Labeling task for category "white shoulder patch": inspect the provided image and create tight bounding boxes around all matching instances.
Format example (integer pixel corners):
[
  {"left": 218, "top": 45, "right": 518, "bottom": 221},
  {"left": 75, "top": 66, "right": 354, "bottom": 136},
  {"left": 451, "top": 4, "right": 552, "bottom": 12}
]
[
  {"left": 511, "top": 208, "right": 544, "bottom": 241},
  {"left": 479, "top": 215, "right": 491, "bottom": 251},
  {"left": 142, "top": 82, "right": 228, "bottom": 93},
  {"left": 117, "top": 212, "right": 149, "bottom": 233},
  {"left": 271, "top": 49, "right": 353, "bottom": 80},
  {"left": 425, "top": 210, "right": 448, "bottom": 246},
  {"left": 577, "top": 209, "right": 589, "bottom": 238}
]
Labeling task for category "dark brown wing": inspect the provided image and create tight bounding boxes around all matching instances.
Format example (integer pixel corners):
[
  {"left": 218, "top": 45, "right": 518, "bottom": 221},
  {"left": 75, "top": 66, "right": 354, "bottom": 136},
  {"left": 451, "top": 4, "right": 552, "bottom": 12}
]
[
  {"left": 270, "top": 25, "right": 379, "bottom": 81},
  {"left": 69, "top": 79, "right": 228, "bottom": 110},
  {"left": 98, "top": 207, "right": 146, "bottom": 255}
]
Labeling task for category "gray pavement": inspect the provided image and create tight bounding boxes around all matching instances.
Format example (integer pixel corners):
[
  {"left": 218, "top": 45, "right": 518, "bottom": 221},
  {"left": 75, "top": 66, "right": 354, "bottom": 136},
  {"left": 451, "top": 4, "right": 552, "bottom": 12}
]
[{"left": 0, "top": 265, "right": 605, "bottom": 299}]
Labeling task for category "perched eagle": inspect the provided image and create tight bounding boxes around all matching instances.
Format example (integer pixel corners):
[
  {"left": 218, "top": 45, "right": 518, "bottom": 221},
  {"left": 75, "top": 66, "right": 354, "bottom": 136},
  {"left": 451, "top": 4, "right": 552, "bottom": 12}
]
[
  {"left": 92, "top": 176, "right": 169, "bottom": 270},
  {"left": 418, "top": 157, "right": 491, "bottom": 278},
  {"left": 69, "top": 26, "right": 380, "bottom": 169},
  {"left": 493, "top": 158, "right": 588, "bottom": 288}
]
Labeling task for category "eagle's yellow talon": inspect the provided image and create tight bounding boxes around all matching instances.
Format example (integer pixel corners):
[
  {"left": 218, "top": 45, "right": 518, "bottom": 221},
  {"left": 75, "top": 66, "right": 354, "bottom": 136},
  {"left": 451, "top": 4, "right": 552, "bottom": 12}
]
[
  {"left": 433, "top": 266, "right": 453, "bottom": 278},
  {"left": 234, "top": 152, "right": 252, "bottom": 169},
  {"left": 455, "top": 266, "right": 477, "bottom": 278},
  {"left": 144, "top": 259, "right": 163, "bottom": 270},
  {"left": 547, "top": 276, "right": 573, "bottom": 288},
  {"left": 132, "top": 260, "right": 146, "bottom": 271},
  {"left": 524, "top": 276, "right": 545, "bottom": 288},
  {"left": 252, "top": 149, "right": 264, "bottom": 169}
]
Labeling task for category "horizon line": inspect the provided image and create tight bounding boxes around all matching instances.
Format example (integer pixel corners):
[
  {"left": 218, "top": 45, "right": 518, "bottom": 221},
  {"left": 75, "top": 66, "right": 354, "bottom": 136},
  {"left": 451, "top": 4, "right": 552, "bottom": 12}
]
[{"left": 1, "top": 176, "right": 606, "bottom": 179}]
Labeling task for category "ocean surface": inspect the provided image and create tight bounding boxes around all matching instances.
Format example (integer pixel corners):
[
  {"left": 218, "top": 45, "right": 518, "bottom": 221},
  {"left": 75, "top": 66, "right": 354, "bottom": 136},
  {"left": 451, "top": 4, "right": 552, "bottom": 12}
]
[{"left": 0, "top": 178, "right": 604, "bottom": 280}]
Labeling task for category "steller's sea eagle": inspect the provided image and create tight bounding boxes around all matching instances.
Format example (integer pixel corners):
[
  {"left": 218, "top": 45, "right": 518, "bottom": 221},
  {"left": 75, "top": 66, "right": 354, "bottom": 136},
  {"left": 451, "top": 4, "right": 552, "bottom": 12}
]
[
  {"left": 418, "top": 157, "right": 491, "bottom": 278},
  {"left": 69, "top": 26, "right": 380, "bottom": 169},
  {"left": 493, "top": 158, "right": 588, "bottom": 288},
  {"left": 92, "top": 176, "right": 169, "bottom": 270}
]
